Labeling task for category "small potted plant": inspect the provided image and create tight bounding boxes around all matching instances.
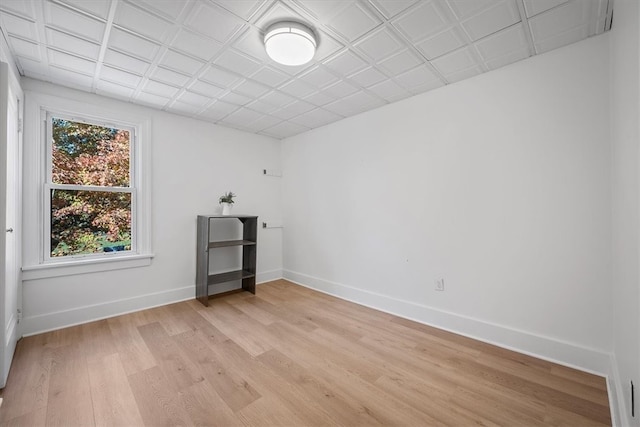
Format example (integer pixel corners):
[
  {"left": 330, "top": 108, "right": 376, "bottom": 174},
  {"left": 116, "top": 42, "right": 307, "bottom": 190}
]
[{"left": 219, "top": 191, "right": 235, "bottom": 215}]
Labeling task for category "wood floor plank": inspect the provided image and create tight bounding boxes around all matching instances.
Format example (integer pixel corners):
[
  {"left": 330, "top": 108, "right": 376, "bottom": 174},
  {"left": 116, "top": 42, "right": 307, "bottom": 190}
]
[
  {"left": 451, "top": 384, "right": 547, "bottom": 426},
  {"left": 245, "top": 296, "right": 319, "bottom": 332},
  {"left": 0, "top": 280, "right": 611, "bottom": 426},
  {"left": 257, "top": 348, "right": 385, "bottom": 426},
  {"left": 197, "top": 301, "right": 273, "bottom": 357},
  {"left": 375, "top": 373, "right": 503, "bottom": 426},
  {"left": 357, "top": 332, "right": 568, "bottom": 422},
  {"left": 39, "top": 324, "right": 84, "bottom": 349},
  {"left": 225, "top": 295, "right": 279, "bottom": 325},
  {"left": 177, "top": 380, "right": 243, "bottom": 426},
  {"left": 208, "top": 336, "right": 345, "bottom": 426},
  {"left": 0, "top": 335, "right": 51, "bottom": 423},
  {"left": 467, "top": 347, "right": 610, "bottom": 406},
  {"left": 137, "top": 322, "right": 205, "bottom": 392},
  {"left": 448, "top": 354, "right": 611, "bottom": 424},
  {"left": 126, "top": 307, "right": 161, "bottom": 327},
  {"left": 172, "top": 329, "right": 261, "bottom": 413},
  {"left": 262, "top": 322, "right": 444, "bottom": 425},
  {"left": 87, "top": 353, "right": 145, "bottom": 426},
  {"left": 392, "top": 315, "right": 555, "bottom": 371},
  {"left": 3, "top": 407, "right": 47, "bottom": 427},
  {"left": 169, "top": 304, "right": 230, "bottom": 346},
  {"left": 305, "top": 352, "right": 447, "bottom": 426},
  {"left": 237, "top": 396, "right": 309, "bottom": 427},
  {"left": 81, "top": 320, "right": 118, "bottom": 363},
  {"left": 550, "top": 363, "right": 611, "bottom": 389},
  {"left": 267, "top": 320, "right": 383, "bottom": 384},
  {"left": 254, "top": 281, "right": 297, "bottom": 305},
  {"left": 106, "top": 315, "right": 156, "bottom": 376},
  {"left": 542, "top": 402, "right": 612, "bottom": 427},
  {"left": 152, "top": 302, "right": 198, "bottom": 336},
  {"left": 285, "top": 299, "right": 366, "bottom": 343},
  {"left": 45, "top": 343, "right": 95, "bottom": 427},
  {"left": 127, "top": 366, "right": 193, "bottom": 427}
]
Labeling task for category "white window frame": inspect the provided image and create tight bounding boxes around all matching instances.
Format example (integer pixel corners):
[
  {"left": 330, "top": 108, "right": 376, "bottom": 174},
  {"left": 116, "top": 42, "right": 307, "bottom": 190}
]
[
  {"left": 21, "top": 92, "right": 153, "bottom": 280},
  {"left": 44, "top": 112, "right": 138, "bottom": 262}
]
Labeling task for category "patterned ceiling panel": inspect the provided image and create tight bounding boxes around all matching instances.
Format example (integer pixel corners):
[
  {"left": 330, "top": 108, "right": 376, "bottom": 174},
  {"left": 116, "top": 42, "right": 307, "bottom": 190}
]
[{"left": 0, "top": 0, "right": 612, "bottom": 139}]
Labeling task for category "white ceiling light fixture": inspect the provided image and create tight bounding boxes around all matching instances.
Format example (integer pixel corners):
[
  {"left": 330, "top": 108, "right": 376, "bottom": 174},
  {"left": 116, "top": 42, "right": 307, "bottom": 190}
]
[{"left": 263, "top": 21, "right": 317, "bottom": 66}]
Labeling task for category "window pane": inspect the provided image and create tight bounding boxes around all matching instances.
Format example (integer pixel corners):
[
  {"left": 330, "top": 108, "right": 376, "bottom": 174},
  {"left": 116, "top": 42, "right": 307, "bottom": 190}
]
[
  {"left": 50, "top": 189, "right": 132, "bottom": 257},
  {"left": 52, "top": 118, "right": 130, "bottom": 186}
]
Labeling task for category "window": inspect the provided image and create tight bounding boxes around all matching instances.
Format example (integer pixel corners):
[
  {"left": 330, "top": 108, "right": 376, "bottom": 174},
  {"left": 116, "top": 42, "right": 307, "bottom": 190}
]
[
  {"left": 21, "top": 93, "right": 151, "bottom": 279},
  {"left": 45, "top": 114, "right": 135, "bottom": 260}
]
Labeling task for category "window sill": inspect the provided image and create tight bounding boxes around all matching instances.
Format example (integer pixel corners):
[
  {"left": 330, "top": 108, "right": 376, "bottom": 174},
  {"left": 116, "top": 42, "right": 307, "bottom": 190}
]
[{"left": 22, "top": 253, "right": 154, "bottom": 280}]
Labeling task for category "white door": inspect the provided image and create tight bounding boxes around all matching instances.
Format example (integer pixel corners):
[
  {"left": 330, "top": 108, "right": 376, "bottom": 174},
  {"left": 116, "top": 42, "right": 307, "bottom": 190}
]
[{"left": 0, "top": 62, "right": 22, "bottom": 388}]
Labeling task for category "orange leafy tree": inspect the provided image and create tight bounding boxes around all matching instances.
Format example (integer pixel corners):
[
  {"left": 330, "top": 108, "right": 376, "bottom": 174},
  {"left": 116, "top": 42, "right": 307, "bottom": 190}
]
[{"left": 50, "top": 119, "right": 132, "bottom": 256}]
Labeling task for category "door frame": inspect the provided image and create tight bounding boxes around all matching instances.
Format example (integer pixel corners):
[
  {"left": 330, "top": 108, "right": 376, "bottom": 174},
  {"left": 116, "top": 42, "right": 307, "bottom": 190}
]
[{"left": 0, "top": 60, "right": 24, "bottom": 389}]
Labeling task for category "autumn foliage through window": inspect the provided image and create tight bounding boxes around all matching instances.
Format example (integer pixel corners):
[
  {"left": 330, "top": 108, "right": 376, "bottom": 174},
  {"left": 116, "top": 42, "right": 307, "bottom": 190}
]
[{"left": 50, "top": 118, "right": 133, "bottom": 257}]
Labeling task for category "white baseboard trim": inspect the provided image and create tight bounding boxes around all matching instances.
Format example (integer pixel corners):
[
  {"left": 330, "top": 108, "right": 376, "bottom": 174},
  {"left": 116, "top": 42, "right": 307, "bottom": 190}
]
[
  {"left": 257, "top": 269, "right": 283, "bottom": 284},
  {"left": 607, "top": 353, "right": 628, "bottom": 427},
  {"left": 20, "top": 285, "right": 195, "bottom": 337},
  {"left": 283, "top": 269, "right": 611, "bottom": 377}
]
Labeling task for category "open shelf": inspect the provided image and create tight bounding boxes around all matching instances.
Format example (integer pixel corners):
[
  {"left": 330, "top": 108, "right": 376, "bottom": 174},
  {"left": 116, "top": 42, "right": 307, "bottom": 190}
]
[
  {"left": 207, "top": 269, "right": 255, "bottom": 285},
  {"left": 196, "top": 215, "right": 258, "bottom": 306},
  {"left": 208, "top": 239, "right": 256, "bottom": 248}
]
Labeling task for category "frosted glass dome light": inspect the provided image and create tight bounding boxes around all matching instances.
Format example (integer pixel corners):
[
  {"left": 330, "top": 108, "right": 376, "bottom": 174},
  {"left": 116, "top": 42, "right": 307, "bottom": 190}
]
[{"left": 263, "top": 21, "right": 317, "bottom": 66}]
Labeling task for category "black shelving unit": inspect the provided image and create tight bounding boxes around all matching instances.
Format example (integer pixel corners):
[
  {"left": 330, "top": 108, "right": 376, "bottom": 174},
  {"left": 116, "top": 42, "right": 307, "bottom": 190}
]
[{"left": 196, "top": 215, "right": 257, "bottom": 306}]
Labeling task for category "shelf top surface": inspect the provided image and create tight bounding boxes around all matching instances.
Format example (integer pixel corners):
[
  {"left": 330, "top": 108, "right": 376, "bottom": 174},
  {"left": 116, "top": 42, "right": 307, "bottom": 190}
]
[
  {"left": 198, "top": 214, "right": 258, "bottom": 219},
  {"left": 209, "top": 239, "right": 256, "bottom": 247}
]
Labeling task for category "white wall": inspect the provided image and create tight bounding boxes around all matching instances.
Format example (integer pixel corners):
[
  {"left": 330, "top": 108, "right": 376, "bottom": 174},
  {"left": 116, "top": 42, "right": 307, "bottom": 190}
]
[
  {"left": 282, "top": 35, "right": 612, "bottom": 374},
  {"left": 20, "top": 79, "right": 283, "bottom": 335},
  {"left": 610, "top": 0, "right": 640, "bottom": 425}
]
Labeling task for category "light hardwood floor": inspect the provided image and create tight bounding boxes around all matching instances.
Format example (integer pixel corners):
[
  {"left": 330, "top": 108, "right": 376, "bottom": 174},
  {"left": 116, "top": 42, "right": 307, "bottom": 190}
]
[{"left": 0, "top": 280, "right": 611, "bottom": 426}]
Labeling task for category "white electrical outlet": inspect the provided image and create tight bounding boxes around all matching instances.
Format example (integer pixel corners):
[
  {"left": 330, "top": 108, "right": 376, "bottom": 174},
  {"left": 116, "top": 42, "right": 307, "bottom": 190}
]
[{"left": 435, "top": 279, "right": 445, "bottom": 291}]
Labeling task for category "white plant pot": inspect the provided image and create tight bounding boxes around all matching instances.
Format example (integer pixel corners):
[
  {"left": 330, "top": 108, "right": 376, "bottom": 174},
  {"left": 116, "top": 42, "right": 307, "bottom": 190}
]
[{"left": 221, "top": 202, "right": 232, "bottom": 215}]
